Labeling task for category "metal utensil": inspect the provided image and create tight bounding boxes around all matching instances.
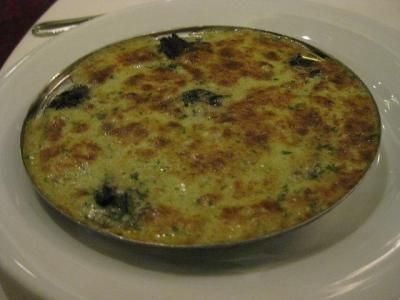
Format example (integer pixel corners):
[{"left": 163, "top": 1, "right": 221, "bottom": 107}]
[{"left": 31, "top": 15, "right": 102, "bottom": 37}]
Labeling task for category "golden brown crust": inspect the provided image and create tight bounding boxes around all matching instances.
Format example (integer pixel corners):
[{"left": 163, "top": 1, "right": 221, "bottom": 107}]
[{"left": 22, "top": 27, "right": 380, "bottom": 245}]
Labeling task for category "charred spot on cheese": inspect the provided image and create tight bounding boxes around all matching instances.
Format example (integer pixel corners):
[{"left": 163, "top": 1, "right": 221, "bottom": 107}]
[
  {"left": 48, "top": 85, "right": 89, "bottom": 109},
  {"left": 21, "top": 27, "right": 380, "bottom": 246},
  {"left": 159, "top": 33, "right": 192, "bottom": 59},
  {"left": 181, "top": 89, "right": 224, "bottom": 107}
]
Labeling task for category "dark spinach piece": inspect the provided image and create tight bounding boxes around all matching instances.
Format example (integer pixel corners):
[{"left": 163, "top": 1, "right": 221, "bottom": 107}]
[
  {"left": 48, "top": 85, "right": 89, "bottom": 109},
  {"left": 94, "top": 184, "right": 116, "bottom": 207},
  {"left": 181, "top": 89, "right": 224, "bottom": 107},
  {"left": 159, "top": 33, "right": 192, "bottom": 59},
  {"left": 307, "top": 164, "right": 325, "bottom": 180},
  {"left": 93, "top": 183, "right": 150, "bottom": 227},
  {"left": 277, "top": 184, "right": 289, "bottom": 202}
]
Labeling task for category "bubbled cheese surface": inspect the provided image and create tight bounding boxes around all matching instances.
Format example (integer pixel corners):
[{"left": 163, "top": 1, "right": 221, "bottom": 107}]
[{"left": 22, "top": 27, "right": 380, "bottom": 245}]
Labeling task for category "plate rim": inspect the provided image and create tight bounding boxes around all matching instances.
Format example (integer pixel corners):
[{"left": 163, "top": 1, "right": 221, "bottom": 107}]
[{"left": 0, "top": 0, "right": 400, "bottom": 299}]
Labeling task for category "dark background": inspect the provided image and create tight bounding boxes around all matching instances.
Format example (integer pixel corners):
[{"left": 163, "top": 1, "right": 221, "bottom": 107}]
[{"left": 0, "top": 0, "right": 56, "bottom": 68}]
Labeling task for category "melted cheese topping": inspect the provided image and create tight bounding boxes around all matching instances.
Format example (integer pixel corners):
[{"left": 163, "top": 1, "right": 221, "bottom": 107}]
[{"left": 22, "top": 27, "right": 380, "bottom": 245}]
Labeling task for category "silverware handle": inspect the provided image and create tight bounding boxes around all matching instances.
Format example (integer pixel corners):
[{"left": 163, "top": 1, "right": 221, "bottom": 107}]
[{"left": 31, "top": 15, "right": 102, "bottom": 37}]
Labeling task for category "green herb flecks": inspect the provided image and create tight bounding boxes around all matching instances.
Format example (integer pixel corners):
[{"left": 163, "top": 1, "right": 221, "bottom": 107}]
[
  {"left": 277, "top": 184, "right": 289, "bottom": 202},
  {"left": 326, "top": 164, "right": 339, "bottom": 173},
  {"left": 288, "top": 103, "right": 305, "bottom": 111},
  {"left": 309, "top": 200, "right": 319, "bottom": 214},
  {"left": 307, "top": 163, "right": 340, "bottom": 180},
  {"left": 130, "top": 171, "right": 140, "bottom": 181},
  {"left": 316, "top": 144, "right": 335, "bottom": 153},
  {"left": 281, "top": 150, "right": 293, "bottom": 155},
  {"left": 307, "top": 164, "right": 325, "bottom": 180}
]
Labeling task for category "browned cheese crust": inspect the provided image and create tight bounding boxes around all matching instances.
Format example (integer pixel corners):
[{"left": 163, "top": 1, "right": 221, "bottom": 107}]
[{"left": 22, "top": 27, "right": 380, "bottom": 245}]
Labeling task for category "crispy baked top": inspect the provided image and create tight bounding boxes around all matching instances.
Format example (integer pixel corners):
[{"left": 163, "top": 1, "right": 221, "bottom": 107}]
[{"left": 22, "top": 27, "right": 380, "bottom": 245}]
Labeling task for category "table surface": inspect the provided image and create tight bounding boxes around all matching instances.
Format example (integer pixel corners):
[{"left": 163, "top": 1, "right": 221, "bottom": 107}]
[
  {"left": 0, "top": 0, "right": 399, "bottom": 298},
  {"left": 0, "top": 0, "right": 55, "bottom": 69}
]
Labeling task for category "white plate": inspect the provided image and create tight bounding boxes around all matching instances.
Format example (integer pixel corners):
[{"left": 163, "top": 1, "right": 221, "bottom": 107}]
[{"left": 1, "top": 0, "right": 400, "bottom": 299}]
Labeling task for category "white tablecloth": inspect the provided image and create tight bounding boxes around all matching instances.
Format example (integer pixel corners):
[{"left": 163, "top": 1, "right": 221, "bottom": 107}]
[{"left": 0, "top": 0, "right": 399, "bottom": 298}]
